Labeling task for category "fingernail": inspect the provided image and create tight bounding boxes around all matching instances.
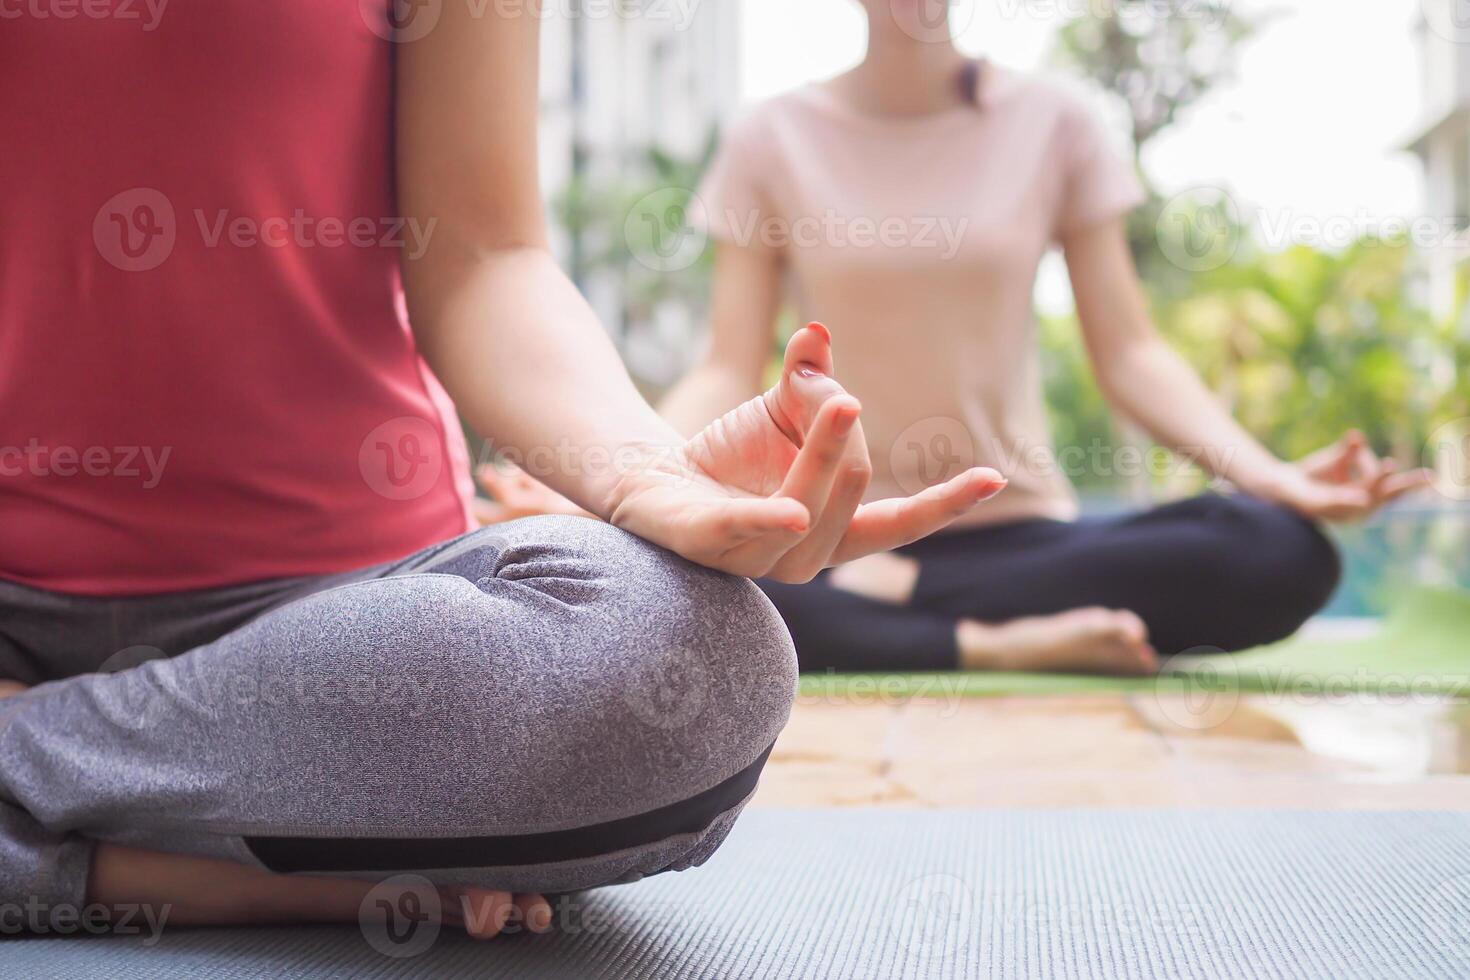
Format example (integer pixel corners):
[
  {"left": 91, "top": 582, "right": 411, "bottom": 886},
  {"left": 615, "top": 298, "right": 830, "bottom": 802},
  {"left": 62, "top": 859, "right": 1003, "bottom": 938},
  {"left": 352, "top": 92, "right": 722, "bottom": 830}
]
[
  {"left": 796, "top": 367, "right": 823, "bottom": 379},
  {"left": 972, "top": 471, "right": 1007, "bottom": 493},
  {"left": 806, "top": 322, "right": 832, "bottom": 343}
]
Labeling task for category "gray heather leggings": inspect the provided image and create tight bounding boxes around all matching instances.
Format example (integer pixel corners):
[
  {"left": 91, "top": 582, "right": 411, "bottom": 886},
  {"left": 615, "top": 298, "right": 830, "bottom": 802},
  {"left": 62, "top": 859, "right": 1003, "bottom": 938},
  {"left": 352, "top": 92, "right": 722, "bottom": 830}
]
[{"left": 0, "top": 517, "right": 797, "bottom": 911}]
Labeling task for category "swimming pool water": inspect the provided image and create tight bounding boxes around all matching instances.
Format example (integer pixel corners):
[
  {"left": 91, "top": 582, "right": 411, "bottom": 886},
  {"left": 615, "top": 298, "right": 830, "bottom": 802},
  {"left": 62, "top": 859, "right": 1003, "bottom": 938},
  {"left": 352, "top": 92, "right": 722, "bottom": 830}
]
[
  {"left": 1323, "top": 504, "right": 1470, "bottom": 618},
  {"left": 1075, "top": 497, "right": 1470, "bottom": 619}
]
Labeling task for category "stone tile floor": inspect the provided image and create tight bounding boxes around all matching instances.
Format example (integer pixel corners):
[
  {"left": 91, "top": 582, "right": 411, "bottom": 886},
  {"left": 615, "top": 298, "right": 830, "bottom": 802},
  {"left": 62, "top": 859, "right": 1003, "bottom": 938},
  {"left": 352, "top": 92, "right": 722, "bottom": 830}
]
[{"left": 753, "top": 693, "right": 1470, "bottom": 810}]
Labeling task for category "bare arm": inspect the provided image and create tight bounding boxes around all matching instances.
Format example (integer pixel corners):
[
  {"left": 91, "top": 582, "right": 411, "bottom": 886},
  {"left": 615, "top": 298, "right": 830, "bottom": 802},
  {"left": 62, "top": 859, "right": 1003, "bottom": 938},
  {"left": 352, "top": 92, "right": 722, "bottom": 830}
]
[
  {"left": 399, "top": 3, "right": 999, "bottom": 580},
  {"left": 1064, "top": 219, "right": 1284, "bottom": 490},
  {"left": 1064, "top": 218, "right": 1428, "bottom": 519},
  {"left": 659, "top": 240, "right": 782, "bottom": 436},
  {"left": 397, "top": 3, "right": 678, "bottom": 517}
]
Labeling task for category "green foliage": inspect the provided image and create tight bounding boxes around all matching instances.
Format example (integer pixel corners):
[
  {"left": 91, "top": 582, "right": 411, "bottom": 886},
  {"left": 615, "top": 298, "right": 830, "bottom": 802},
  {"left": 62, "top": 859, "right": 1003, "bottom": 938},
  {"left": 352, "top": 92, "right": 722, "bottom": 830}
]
[
  {"left": 1044, "top": 3, "right": 1467, "bottom": 488},
  {"left": 552, "top": 131, "right": 719, "bottom": 331},
  {"left": 1052, "top": 1, "right": 1263, "bottom": 286},
  {"left": 1044, "top": 224, "right": 1467, "bottom": 489},
  {"left": 1051, "top": 0, "right": 1259, "bottom": 151},
  {"left": 1158, "top": 240, "right": 1457, "bottom": 461}
]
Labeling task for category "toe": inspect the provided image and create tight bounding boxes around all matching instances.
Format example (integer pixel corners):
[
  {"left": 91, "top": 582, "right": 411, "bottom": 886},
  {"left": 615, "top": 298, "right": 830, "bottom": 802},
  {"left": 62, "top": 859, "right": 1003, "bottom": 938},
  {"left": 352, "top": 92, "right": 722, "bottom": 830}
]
[
  {"left": 1111, "top": 610, "right": 1149, "bottom": 644},
  {"left": 458, "top": 888, "right": 516, "bottom": 939},
  {"left": 516, "top": 894, "right": 553, "bottom": 934}
]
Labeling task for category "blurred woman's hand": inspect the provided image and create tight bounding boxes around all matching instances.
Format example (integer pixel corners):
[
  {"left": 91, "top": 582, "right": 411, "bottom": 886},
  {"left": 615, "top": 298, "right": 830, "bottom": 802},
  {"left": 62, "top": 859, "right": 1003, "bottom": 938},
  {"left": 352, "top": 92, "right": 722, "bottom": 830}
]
[
  {"left": 605, "top": 323, "right": 1007, "bottom": 583},
  {"left": 473, "top": 463, "right": 592, "bottom": 525},
  {"left": 1253, "top": 431, "right": 1432, "bottom": 523}
]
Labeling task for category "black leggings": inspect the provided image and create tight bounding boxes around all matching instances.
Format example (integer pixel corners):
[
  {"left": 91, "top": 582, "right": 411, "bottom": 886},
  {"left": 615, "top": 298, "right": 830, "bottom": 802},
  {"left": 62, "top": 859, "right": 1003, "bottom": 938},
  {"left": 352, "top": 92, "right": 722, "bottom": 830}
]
[{"left": 758, "top": 493, "right": 1342, "bottom": 672}]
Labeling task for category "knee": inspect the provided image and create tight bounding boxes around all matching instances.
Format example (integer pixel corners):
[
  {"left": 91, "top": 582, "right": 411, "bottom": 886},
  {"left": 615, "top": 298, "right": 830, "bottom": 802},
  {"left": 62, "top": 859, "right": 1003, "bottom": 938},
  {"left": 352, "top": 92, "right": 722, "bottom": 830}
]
[
  {"left": 1205, "top": 495, "right": 1342, "bottom": 643},
  {"left": 550, "top": 518, "right": 800, "bottom": 769},
  {"left": 420, "top": 517, "right": 798, "bottom": 812},
  {"left": 237, "top": 521, "right": 795, "bottom": 888}
]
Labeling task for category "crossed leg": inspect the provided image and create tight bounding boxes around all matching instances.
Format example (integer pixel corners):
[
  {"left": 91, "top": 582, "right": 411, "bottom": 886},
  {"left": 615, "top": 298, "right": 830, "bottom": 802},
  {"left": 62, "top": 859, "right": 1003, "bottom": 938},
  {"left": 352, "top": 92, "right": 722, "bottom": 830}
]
[
  {"left": 0, "top": 517, "right": 797, "bottom": 934},
  {"left": 760, "top": 494, "right": 1342, "bottom": 674}
]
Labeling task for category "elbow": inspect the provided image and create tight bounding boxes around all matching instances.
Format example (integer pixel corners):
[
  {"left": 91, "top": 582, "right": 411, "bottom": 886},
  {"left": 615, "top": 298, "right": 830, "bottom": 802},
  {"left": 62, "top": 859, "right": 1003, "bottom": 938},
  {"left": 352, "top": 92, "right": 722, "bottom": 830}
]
[
  {"left": 1091, "top": 335, "right": 1165, "bottom": 401},
  {"left": 1090, "top": 355, "right": 1131, "bottom": 407},
  {"left": 404, "top": 222, "right": 552, "bottom": 273}
]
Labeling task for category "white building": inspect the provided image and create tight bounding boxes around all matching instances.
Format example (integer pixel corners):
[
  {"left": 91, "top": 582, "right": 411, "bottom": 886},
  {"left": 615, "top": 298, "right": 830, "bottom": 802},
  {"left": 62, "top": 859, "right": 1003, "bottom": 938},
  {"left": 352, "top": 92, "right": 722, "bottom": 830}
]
[
  {"left": 539, "top": 1, "right": 742, "bottom": 384},
  {"left": 1406, "top": 2, "right": 1470, "bottom": 324}
]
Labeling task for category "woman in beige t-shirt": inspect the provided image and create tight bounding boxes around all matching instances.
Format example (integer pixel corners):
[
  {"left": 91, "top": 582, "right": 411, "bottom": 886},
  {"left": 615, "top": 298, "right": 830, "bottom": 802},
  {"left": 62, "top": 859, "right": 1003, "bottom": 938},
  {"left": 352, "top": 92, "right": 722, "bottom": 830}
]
[
  {"left": 485, "top": 0, "right": 1427, "bottom": 674},
  {"left": 653, "top": 0, "right": 1428, "bottom": 675}
]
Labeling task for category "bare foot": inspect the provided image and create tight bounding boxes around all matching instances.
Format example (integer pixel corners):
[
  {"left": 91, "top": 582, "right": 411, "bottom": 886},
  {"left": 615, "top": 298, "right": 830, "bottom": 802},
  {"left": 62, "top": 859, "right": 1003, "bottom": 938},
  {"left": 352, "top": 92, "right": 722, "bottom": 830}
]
[
  {"left": 447, "top": 886, "right": 554, "bottom": 939},
  {"left": 90, "top": 843, "right": 552, "bottom": 936},
  {"left": 956, "top": 608, "right": 1159, "bottom": 676},
  {"left": 828, "top": 551, "right": 920, "bottom": 605},
  {"left": 0, "top": 681, "right": 27, "bottom": 700}
]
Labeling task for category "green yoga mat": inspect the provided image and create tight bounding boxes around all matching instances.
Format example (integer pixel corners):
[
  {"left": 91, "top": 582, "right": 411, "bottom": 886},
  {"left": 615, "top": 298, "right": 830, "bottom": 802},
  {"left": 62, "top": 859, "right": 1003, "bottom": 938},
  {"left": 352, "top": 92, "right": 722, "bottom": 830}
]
[{"left": 796, "top": 587, "right": 1470, "bottom": 700}]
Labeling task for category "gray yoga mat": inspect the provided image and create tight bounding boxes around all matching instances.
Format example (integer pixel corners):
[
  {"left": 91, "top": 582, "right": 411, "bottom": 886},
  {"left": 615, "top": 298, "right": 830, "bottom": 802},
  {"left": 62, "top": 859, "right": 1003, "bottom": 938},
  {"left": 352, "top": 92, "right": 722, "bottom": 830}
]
[{"left": 7, "top": 809, "right": 1469, "bottom": 979}]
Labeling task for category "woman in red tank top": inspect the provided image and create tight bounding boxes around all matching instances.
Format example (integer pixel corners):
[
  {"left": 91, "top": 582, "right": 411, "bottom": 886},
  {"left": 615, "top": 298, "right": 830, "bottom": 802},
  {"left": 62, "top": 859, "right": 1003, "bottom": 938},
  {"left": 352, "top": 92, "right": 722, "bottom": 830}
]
[{"left": 0, "top": 1, "right": 1004, "bottom": 939}]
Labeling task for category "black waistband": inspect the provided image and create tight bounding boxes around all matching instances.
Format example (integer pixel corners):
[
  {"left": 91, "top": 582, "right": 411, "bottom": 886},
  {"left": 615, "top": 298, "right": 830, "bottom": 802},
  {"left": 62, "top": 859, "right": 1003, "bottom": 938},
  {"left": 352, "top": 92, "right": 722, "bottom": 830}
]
[{"left": 244, "top": 743, "right": 773, "bottom": 873}]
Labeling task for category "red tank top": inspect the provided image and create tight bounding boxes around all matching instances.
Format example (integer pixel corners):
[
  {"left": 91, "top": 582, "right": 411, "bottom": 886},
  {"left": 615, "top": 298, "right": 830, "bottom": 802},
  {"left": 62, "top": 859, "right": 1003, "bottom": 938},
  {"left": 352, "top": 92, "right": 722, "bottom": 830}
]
[{"left": 1, "top": 2, "right": 474, "bottom": 596}]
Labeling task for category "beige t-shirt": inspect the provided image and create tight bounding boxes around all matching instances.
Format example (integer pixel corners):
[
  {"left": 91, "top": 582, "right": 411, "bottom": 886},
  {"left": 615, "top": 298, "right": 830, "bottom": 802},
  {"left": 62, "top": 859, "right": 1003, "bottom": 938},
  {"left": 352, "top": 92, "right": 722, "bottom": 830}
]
[{"left": 697, "top": 66, "right": 1144, "bottom": 528}]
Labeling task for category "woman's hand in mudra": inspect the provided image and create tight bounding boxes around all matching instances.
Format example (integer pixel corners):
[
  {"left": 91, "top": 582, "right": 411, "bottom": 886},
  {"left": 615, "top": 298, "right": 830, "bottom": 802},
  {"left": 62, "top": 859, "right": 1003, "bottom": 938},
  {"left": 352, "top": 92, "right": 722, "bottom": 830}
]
[
  {"left": 606, "top": 323, "right": 1007, "bottom": 583},
  {"left": 1254, "top": 430, "right": 1433, "bottom": 523}
]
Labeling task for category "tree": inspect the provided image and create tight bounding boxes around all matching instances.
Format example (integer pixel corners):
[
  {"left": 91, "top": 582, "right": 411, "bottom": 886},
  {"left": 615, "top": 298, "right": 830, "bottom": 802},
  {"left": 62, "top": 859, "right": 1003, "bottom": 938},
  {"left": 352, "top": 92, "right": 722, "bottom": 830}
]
[
  {"left": 552, "top": 133, "right": 721, "bottom": 388},
  {"left": 1051, "top": 0, "right": 1261, "bottom": 287}
]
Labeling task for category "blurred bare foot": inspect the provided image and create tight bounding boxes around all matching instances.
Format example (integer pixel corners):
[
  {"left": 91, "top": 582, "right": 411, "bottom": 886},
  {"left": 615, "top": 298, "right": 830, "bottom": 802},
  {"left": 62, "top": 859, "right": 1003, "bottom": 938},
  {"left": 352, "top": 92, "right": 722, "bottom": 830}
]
[
  {"left": 827, "top": 551, "right": 920, "bottom": 604},
  {"left": 957, "top": 608, "right": 1159, "bottom": 676},
  {"left": 90, "top": 843, "right": 553, "bottom": 936},
  {"left": 0, "top": 681, "right": 27, "bottom": 700}
]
